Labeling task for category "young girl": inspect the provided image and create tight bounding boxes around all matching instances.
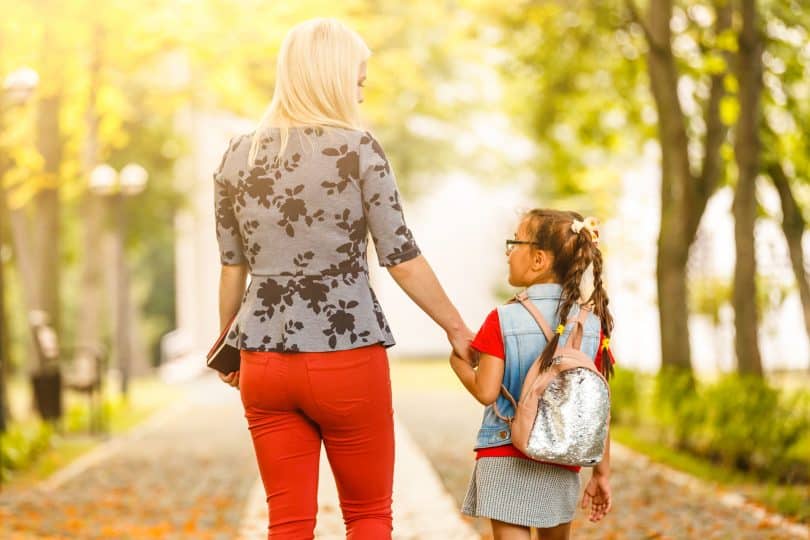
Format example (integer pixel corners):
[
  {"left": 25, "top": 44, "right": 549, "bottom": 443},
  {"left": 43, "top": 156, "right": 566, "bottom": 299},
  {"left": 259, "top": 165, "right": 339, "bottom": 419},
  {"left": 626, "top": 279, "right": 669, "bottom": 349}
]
[{"left": 451, "top": 209, "right": 615, "bottom": 540}]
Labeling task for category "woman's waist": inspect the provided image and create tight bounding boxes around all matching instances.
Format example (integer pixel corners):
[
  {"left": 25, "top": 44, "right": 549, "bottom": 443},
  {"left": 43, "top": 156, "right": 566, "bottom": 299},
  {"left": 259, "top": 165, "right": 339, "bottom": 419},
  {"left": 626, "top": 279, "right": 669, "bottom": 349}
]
[{"left": 248, "top": 267, "right": 369, "bottom": 278}]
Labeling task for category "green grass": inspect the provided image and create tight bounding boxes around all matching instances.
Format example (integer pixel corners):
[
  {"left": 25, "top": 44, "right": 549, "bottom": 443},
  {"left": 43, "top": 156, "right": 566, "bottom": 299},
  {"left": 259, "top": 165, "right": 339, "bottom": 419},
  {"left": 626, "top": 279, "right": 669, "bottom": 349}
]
[
  {"left": 2, "top": 374, "right": 179, "bottom": 487},
  {"left": 611, "top": 424, "right": 745, "bottom": 484},
  {"left": 612, "top": 424, "right": 810, "bottom": 524},
  {"left": 389, "top": 356, "right": 462, "bottom": 391}
]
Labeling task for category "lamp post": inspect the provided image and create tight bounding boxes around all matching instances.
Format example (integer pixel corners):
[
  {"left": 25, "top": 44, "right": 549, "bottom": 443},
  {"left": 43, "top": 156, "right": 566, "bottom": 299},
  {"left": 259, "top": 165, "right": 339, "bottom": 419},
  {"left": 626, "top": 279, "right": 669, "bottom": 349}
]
[
  {"left": 1, "top": 68, "right": 39, "bottom": 432},
  {"left": 89, "top": 163, "right": 148, "bottom": 398},
  {"left": 2, "top": 68, "right": 40, "bottom": 112}
]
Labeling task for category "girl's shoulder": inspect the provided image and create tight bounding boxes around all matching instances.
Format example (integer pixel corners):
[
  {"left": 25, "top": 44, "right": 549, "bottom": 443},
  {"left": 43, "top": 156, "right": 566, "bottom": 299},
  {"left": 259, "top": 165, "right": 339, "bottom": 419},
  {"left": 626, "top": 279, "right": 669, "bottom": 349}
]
[{"left": 497, "top": 298, "right": 601, "bottom": 336}]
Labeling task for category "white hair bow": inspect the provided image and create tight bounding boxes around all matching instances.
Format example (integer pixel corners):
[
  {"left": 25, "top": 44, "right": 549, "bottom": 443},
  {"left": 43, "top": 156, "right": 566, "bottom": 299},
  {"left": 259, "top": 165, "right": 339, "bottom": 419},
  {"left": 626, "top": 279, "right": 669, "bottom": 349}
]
[
  {"left": 571, "top": 216, "right": 600, "bottom": 303},
  {"left": 579, "top": 262, "right": 595, "bottom": 305},
  {"left": 571, "top": 216, "right": 600, "bottom": 247}
]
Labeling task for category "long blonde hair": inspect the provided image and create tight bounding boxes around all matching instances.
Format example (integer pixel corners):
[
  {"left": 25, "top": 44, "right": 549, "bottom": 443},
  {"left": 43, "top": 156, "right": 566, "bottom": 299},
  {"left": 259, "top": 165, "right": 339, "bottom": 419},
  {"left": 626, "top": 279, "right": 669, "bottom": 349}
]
[{"left": 249, "top": 18, "right": 371, "bottom": 166}]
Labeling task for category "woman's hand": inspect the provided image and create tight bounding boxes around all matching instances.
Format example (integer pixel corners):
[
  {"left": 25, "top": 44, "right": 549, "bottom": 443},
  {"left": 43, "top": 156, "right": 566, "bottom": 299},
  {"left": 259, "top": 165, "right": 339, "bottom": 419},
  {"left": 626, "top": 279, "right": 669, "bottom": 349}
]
[
  {"left": 218, "top": 370, "right": 240, "bottom": 389},
  {"left": 580, "top": 471, "right": 612, "bottom": 522},
  {"left": 446, "top": 325, "right": 476, "bottom": 365}
]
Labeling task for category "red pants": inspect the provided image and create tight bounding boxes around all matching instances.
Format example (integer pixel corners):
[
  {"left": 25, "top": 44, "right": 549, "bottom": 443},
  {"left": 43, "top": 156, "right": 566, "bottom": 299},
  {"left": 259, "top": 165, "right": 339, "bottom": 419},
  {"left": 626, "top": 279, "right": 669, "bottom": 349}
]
[{"left": 239, "top": 344, "right": 394, "bottom": 540}]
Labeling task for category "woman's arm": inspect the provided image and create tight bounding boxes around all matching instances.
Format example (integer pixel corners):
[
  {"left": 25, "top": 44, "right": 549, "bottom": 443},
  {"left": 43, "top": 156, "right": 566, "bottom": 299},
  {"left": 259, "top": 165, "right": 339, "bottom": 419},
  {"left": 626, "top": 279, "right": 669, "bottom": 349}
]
[
  {"left": 217, "top": 263, "right": 248, "bottom": 387},
  {"left": 387, "top": 255, "right": 474, "bottom": 361},
  {"left": 219, "top": 263, "right": 248, "bottom": 331},
  {"left": 448, "top": 351, "right": 504, "bottom": 405}
]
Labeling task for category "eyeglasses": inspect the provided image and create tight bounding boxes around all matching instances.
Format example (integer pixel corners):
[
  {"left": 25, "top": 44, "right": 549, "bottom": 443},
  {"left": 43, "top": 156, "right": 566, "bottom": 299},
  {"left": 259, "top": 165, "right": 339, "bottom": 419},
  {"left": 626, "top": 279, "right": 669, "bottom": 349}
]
[{"left": 505, "top": 239, "right": 540, "bottom": 254}]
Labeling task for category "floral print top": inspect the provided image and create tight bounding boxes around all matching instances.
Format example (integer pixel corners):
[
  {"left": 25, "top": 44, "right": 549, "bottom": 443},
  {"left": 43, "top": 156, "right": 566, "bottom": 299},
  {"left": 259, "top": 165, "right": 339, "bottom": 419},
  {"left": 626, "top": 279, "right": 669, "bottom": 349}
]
[{"left": 214, "top": 127, "right": 421, "bottom": 352}]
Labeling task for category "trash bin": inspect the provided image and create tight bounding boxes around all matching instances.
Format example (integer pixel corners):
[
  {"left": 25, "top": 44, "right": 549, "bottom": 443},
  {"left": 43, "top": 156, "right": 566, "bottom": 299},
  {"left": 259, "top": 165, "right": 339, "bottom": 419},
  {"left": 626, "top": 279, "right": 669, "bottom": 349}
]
[{"left": 31, "top": 368, "right": 62, "bottom": 420}]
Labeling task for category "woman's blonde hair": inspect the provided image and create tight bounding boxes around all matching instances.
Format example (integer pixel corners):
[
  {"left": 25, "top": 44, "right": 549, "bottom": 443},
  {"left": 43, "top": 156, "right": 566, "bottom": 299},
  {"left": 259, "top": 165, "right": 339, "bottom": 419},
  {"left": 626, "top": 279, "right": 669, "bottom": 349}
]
[{"left": 249, "top": 18, "right": 371, "bottom": 166}]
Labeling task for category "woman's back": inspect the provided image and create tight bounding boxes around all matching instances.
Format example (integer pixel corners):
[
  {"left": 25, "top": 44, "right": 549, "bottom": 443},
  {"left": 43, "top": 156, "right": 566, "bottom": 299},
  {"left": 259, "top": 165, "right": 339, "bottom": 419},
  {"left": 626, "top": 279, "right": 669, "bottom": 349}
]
[{"left": 214, "top": 127, "right": 421, "bottom": 352}]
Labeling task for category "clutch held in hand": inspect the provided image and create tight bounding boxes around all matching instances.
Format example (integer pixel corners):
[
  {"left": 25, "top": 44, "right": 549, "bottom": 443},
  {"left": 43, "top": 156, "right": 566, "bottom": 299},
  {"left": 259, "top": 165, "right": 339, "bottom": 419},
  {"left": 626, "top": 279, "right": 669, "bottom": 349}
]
[{"left": 206, "top": 314, "right": 241, "bottom": 375}]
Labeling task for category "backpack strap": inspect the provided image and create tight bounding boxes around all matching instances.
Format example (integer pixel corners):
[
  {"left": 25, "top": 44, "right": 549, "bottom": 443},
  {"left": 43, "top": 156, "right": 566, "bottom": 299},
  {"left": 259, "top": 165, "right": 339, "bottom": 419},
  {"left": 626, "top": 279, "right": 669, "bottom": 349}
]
[
  {"left": 514, "top": 291, "right": 554, "bottom": 341},
  {"left": 562, "top": 304, "right": 592, "bottom": 351},
  {"left": 492, "top": 384, "right": 517, "bottom": 424},
  {"left": 493, "top": 293, "right": 592, "bottom": 425},
  {"left": 492, "top": 291, "right": 554, "bottom": 424}
]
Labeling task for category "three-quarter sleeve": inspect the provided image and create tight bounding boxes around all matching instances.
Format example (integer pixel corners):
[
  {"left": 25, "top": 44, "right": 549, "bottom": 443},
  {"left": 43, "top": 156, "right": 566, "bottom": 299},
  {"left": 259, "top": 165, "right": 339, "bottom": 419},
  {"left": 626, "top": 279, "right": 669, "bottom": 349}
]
[
  {"left": 359, "top": 132, "right": 421, "bottom": 267},
  {"left": 213, "top": 146, "right": 246, "bottom": 265}
]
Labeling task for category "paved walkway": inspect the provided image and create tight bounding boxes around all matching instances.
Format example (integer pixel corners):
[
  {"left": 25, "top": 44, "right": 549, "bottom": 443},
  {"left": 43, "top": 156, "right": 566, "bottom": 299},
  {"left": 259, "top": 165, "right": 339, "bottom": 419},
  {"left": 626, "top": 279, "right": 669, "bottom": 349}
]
[
  {"left": 2, "top": 371, "right": 807, "bottom": 540},
  {"left": 0, "top": 373, "right": 476, "bottom": 539},
  {"left": 237, "top": 418, "right": 477, "bottom": 539},
  {"left": 0, "top": 375, "right": 258, "bottom": 539},
  {"left": 392, "top": 386, "right": 810, "bottom": 540}
]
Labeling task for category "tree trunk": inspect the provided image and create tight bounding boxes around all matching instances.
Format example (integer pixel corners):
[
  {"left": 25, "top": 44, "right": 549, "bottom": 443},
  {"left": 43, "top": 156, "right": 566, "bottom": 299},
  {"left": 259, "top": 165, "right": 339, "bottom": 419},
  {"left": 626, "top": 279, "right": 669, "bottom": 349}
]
[
  {"left": 75, "top": 24, "right": 105, "bottom": 361},
  {"left": 732, "top": 0, "right": 764, "bottom": 376},
  {"left": 0, "top": 169, "right": 9, "bottom": 432},
  {"left": 767, "top": 162, "right": 810, "bottom": 369},
  {"left": 33, "top": 93, "right": 62, "bottom": 344},
  {"left": 631, "top": 0, "right": 732, "bottom": 376},
  {"left": 5, "top": 200, "right": 43, "bottom": 371},
  {"left": 646, "top": 0, "right": 695, "bottom": 373}
]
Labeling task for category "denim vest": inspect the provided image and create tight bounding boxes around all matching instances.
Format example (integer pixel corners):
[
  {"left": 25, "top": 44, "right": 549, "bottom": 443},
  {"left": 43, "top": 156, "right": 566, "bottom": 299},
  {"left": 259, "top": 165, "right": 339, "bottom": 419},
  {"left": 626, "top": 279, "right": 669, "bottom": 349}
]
[{"left": 474, "top": 283, "right": 602, "bottom": 450}]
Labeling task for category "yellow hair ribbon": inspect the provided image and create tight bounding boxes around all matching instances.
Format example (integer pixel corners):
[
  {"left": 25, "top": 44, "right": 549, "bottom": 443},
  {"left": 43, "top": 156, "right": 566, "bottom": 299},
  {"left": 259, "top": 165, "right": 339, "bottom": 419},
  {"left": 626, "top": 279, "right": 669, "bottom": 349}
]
[
  {"left": 556, "top": 324, "right": 565, "bottom": 336},
  {"left": 601, "top": 337, "right": 611, "bottom": 350}
]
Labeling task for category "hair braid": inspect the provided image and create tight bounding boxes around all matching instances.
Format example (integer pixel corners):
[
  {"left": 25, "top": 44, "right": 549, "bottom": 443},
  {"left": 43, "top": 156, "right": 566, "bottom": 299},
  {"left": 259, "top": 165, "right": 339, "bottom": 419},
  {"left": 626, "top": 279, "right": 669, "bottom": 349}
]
[{"left": 524, "top": 209, "right": 614, "bottom": 380}]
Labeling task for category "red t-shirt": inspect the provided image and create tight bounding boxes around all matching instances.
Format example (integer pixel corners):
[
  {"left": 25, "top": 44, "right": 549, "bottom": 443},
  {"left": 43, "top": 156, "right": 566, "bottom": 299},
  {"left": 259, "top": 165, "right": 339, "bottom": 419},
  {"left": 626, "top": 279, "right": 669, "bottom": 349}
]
[{"left": 471, "top": 308, "right": 614, "bottom": 474}]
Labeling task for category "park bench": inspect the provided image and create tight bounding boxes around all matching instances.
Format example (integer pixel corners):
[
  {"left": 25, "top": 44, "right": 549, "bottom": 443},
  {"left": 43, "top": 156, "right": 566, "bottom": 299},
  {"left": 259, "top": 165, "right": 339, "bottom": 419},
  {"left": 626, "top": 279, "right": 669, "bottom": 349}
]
[{"left": 29, "top": 310, "right": 107, "bottom": 434}]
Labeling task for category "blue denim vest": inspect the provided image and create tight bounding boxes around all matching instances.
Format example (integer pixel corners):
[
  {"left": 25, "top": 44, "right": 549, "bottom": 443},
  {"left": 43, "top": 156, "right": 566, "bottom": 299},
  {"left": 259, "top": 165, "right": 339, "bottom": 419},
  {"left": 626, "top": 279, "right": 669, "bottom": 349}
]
[{"left": 474, "top": 283, "right": 602, "bottom": 450}]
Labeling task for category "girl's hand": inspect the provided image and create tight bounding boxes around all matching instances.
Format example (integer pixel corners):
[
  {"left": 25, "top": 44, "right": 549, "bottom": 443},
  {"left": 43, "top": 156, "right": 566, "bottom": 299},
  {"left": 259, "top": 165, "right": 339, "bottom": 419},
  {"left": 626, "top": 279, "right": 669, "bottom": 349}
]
[
  {"left": 580, "top": 472, "right": 611, "bottom": 522},
  {"left": 218, "top": 370, "right": 240, "bottom": 389}
]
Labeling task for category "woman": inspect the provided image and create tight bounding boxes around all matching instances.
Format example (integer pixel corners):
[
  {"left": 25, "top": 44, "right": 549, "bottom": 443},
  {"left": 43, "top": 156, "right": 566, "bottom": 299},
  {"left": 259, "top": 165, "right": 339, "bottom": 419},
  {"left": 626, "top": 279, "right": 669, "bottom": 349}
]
[{"left": 213, "top": 18, "right": 473, "bottom": 540}]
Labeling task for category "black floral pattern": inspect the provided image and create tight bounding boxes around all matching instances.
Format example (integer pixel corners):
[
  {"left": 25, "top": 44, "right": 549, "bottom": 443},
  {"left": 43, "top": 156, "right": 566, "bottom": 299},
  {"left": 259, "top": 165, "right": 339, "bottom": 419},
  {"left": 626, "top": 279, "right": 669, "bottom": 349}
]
[{"left": 213, "top": 128, "right": 420, "bottom": 352}]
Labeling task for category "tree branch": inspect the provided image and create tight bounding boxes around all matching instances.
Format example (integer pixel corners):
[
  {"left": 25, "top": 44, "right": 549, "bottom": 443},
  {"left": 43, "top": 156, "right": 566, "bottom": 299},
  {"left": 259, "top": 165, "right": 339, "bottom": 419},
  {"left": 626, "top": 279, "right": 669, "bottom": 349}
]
[
  {"left": 766, "top": 160, "right": 806, "bottom": 237},
  {"left": 691, "top": 0, "right": 733, "bottom": 235},
  {"left": 624, "top": 0, "right": 657, "bottom": 49}
]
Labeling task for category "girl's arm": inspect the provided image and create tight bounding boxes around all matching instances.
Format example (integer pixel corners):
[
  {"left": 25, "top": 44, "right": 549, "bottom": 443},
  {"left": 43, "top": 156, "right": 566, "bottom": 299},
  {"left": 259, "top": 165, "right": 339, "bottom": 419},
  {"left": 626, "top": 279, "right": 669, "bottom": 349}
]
[
  {"left": 449, "top": 351, "right": 504, "bottom": 405},
  {"left": 594, "top": 428, "right": 610, "bottom": 477},
  {"left": 581, "top": 427, "right": 612, "bottom": 522}
]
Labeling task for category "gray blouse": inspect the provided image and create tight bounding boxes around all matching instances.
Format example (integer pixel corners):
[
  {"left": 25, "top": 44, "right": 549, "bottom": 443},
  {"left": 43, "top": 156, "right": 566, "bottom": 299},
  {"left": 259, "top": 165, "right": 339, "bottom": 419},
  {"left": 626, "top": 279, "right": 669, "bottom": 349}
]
[{"left": 214, "top": 127, "right": 421, "bottom": 352}]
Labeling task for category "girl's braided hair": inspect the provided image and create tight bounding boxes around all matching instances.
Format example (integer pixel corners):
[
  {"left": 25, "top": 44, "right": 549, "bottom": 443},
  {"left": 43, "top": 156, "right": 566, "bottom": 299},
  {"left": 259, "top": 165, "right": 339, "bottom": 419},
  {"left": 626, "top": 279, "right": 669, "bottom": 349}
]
[{"left": 523, "top": 209, "right": 614, "bottom": 380}]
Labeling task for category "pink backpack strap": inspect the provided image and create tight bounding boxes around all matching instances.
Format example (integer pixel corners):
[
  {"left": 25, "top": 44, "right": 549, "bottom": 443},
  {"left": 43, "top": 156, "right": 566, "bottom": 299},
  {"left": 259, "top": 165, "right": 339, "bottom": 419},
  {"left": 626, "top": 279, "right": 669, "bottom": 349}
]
[
  {"left": 563, "top": 304, "right": 592, "bottom": 351},
  {"left": 514, "top": 291, "right": 553, "bottom": 341}
]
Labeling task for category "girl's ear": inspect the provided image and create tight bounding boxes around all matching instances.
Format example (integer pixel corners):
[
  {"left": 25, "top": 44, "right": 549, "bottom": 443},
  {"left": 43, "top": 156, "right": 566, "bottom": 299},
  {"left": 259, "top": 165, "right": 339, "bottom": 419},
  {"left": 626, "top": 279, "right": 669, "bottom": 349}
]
[{"left": 532, "top": 249, "right": 549, "bottom": 272}]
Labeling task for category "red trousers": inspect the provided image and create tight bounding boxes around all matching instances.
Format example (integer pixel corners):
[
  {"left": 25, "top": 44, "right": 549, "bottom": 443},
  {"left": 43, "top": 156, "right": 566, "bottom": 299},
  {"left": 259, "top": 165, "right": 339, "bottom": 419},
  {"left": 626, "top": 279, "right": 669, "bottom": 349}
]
[{"left": 239, "top": 344, "right": 394, "bottom": 540}]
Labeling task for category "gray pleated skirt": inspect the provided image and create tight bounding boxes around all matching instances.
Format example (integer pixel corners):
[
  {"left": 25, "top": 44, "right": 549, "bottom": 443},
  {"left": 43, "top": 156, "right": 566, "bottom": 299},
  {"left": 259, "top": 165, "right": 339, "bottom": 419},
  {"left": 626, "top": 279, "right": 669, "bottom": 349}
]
[{"left": 461, "top": 457, "right": 580, "bottom": 528}]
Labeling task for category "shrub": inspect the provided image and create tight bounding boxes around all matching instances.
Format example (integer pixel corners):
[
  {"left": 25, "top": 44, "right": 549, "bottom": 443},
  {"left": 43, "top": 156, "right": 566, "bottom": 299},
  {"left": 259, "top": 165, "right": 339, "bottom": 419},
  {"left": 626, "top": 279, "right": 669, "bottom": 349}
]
[
  {"left": 0, "top": 421, "right": 54, "bottom": 482},
  {"left": 652, "top": 366, "right": 705, "bottom": 448},
  {"left": 698, "top": 375, "right": 810, "bottom": 480},
  {"left": 609, "top": 365, "right": 639, "bottom": 424}
]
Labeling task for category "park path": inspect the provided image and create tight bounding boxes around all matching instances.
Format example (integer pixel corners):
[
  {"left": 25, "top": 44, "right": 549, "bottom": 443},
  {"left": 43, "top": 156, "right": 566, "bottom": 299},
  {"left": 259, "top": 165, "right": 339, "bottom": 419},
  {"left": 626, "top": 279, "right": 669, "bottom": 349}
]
[
  {"left": 392, "top": 386, "right": 810, "bottom": 540},
  {"left": 0, "top": 373, "right": 476, "bottom": 539},
  {"left": 1, "top": 370, "right": 807, "bottom": 539}
]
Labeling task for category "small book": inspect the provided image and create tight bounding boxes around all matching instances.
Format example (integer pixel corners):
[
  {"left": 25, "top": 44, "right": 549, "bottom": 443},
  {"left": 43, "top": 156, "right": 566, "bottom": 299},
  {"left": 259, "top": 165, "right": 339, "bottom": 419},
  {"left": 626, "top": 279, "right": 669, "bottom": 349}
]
[{"left": 206, "top": 315, "right": 241, "bottom": 375}]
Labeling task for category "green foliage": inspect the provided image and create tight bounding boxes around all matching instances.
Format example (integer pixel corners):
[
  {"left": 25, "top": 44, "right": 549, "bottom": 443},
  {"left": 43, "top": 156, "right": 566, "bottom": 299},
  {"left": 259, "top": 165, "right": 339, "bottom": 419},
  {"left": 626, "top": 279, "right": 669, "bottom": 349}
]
[
  {"left": 690, "top": 277, "right": 732, "bottom": 323},
  {"left": 652, "top": 366, "right": 702, "bottom": 446},
  {"left": 608, "top": 365, "right": 640, "bottom": 424},
  {"left": 697, "top": 376, "right": 810, "bottom": 478},
  {"left": 475, "top": 0, "right": 648, "bottom": 209},
  {"left": 0, "top": 420, "right": 53, "bottom": 482},
  {"left": 622, "top": 367, "right": 810, "bottom": 483}
]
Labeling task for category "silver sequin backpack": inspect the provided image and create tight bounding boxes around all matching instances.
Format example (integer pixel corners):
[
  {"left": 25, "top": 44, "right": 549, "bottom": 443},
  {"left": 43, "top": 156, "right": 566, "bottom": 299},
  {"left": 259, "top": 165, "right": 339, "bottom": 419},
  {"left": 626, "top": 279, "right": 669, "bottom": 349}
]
[{"left": 494, "top": 292, "right": 610, "bottom": 467}]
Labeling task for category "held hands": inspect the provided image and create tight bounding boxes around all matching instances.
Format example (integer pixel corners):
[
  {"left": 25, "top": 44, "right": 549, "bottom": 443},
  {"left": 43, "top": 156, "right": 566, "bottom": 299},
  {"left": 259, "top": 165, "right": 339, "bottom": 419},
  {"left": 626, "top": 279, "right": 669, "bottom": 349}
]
[
  {"left": 580, "top": 471, "right": 612, "bottom": 522},
  {"left": 218, "top": 370, "right": 240, "bottom": 389},
  {"left": 446, "top": 325, "right": 476, "bottom": 366}
]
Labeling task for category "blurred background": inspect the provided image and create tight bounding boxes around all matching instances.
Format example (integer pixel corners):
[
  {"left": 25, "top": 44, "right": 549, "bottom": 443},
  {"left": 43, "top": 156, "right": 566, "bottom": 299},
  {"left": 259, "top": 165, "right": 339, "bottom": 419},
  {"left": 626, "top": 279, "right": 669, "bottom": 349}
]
[{"left": 0, "top": 1, "right": 808, "bottom": 538}]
